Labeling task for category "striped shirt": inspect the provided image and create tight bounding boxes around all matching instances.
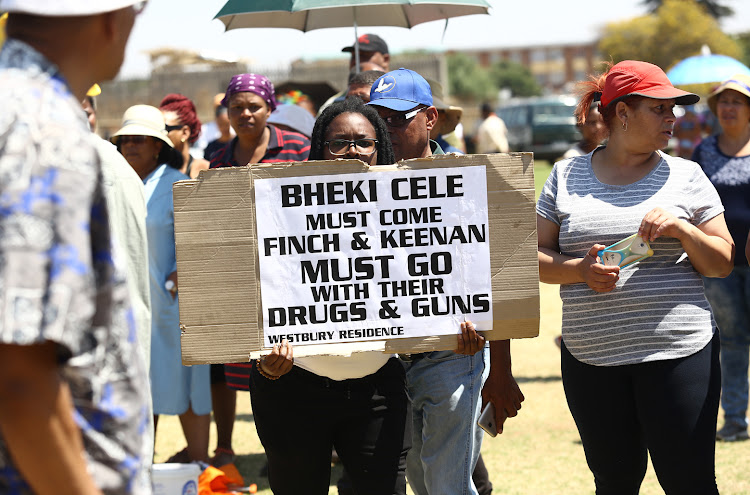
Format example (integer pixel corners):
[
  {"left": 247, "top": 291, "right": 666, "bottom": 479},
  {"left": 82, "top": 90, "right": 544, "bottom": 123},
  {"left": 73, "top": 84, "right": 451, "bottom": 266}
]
[
  {"left": 210, "top": 123, "right": 309, "bottom": 390},
  {"left": 209, "top": 124, "right": 310, "bottom": 169},
  {"left": 537, "top": 150, "right": 723, "bottom": 366}
]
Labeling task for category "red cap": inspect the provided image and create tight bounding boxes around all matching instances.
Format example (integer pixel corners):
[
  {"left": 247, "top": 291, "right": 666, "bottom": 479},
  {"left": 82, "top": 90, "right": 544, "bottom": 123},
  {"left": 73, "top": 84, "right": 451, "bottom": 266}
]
[{"left": 600, "top": 60, "right": 699, "bottom": 109}]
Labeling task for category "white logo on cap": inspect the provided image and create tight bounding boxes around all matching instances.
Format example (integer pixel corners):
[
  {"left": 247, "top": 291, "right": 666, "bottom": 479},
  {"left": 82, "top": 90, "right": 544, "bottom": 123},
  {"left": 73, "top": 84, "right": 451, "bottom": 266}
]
[{"left": 374, "top": 76, "right": 395, "bottom": 93}]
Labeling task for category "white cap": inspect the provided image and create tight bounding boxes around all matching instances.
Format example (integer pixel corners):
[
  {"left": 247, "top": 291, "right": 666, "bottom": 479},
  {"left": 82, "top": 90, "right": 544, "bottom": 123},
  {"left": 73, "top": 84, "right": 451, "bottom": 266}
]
[{"left": 0, "top": 0, "right": 141, "bottom": 16}]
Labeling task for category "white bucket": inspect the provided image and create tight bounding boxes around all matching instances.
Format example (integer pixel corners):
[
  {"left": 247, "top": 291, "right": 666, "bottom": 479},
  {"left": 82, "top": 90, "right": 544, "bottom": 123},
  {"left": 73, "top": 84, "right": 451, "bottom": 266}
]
[{"left": 152, "top": 463, "right": 202, "bottom": 495}]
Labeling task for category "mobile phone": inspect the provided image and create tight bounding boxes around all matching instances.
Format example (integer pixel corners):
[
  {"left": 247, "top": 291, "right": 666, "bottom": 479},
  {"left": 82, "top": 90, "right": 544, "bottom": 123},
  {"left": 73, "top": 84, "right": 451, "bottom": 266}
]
[
  {"left": 477, "top": 402, "right": 497, "bottom": 437},
  {"left": 597, "top": 233, "right": 654, "bottom": 268}
]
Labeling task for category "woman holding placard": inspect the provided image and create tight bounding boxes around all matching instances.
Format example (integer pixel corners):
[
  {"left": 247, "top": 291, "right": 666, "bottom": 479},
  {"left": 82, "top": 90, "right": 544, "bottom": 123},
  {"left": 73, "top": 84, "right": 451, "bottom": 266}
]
[
  {"left": 251, "top": 97, "right": 405, "bottom": 495},
  {"left": 252, "top": 97, "right": 484, "bottom": 495},
  {"left": 536, "top": 61, "right": 733, "bottom": 494}
]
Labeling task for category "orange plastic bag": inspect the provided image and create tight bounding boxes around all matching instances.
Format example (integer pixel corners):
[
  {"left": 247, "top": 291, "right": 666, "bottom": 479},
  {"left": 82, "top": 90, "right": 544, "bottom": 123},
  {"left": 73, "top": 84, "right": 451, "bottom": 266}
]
[{"left": 198, "top": 464, "right": 251, "bottom": 495}]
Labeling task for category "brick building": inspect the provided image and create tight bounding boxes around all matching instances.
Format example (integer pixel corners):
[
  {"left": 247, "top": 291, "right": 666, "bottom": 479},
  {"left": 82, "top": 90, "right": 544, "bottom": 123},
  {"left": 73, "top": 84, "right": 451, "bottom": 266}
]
[{"left": 450, "top": 41, "right": 601, "bottom": 93}]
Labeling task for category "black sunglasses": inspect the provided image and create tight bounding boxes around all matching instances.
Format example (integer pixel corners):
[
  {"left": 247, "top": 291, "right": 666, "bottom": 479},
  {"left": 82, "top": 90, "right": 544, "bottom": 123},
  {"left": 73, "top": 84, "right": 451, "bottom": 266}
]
[{"left": 380, "top": 107, "right": 426, "bottom": 128}]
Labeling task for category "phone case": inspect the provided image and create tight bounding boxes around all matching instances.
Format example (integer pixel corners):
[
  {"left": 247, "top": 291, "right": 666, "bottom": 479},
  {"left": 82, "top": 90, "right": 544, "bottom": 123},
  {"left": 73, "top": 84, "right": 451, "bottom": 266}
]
[
  {"left": 597, "top": 234, "right": 653, "bottom": 268},
  {"left": 477, "top": 402, "right": 498, "bottom": 437}
]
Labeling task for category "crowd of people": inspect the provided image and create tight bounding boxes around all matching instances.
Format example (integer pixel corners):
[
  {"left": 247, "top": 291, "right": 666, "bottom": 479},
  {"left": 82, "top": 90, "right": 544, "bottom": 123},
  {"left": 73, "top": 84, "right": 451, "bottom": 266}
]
[{"left": 1, "top": 1, "right": 749, "bottom": 494}]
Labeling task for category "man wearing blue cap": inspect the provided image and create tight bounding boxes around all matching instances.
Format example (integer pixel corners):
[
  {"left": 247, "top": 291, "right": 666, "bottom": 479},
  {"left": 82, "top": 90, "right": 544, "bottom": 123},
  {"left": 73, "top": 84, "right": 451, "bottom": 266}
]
[
  {"left": 367, "top": 68, "right": 525, "bottom": 495},
  {"left": 367, "top": 68, "right": 439, "bottom": 162}
]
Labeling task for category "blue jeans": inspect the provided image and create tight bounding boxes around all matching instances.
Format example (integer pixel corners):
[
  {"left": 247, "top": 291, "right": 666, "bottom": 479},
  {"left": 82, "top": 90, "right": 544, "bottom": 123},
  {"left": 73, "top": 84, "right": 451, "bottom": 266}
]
[
  {"left": 704, "top": 266, "right": 750, "bottom": 427},
  {"left": 402, "top": 347, "right": 489, "bottom": 495}
]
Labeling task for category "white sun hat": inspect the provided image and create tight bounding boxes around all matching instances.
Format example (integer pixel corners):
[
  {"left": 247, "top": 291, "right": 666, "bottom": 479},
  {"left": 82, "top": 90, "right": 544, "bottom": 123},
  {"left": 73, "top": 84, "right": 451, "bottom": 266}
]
[
  {"left": 111, "top": 105, "right": 173, "bottom": 148},
  {"left": 0, "top": 0, "right": 142, "bottom": 16}
]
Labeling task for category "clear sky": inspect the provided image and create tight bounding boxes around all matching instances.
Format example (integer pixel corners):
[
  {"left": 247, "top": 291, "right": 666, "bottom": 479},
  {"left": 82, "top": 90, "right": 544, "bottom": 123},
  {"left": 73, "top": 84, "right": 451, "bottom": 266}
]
[{"left": 120, "top": 0, "right": 750, "bottom": 79}]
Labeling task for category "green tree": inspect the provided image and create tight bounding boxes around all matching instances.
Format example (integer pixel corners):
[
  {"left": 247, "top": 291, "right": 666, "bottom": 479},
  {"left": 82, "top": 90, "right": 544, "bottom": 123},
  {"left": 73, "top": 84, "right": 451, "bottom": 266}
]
[
  {"left": 489, "top": 60, "right": 542, "bottom": 97},
  {"left": 446, "top": 52, "right": 495, "bottom": 102},
  {"left": 641, "top": 0, "right": 733, "bottom": 19},
  {"left": 734, "top": 31, "right": 750, "bottom": 68},
  {"left": 599, "top": 0, "right": 741, "bottom": 72}
]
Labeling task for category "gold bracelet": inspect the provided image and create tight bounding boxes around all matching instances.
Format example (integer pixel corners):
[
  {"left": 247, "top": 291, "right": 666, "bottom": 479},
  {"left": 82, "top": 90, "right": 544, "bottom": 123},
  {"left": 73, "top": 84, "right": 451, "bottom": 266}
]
[{"left": 256, "top": 358, "right": 280, "bottom": 380}]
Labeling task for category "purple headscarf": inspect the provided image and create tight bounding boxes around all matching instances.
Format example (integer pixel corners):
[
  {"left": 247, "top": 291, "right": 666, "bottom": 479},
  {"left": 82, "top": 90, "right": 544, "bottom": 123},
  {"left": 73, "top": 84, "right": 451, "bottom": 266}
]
[{"left": 221, "top": 73, "right": 277, "bottom": 112}]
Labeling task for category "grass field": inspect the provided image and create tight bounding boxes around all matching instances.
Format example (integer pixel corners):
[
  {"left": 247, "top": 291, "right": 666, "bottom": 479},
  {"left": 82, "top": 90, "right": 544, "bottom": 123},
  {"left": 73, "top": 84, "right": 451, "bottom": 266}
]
[{"left": 154, "top": 160, "right": 750, "bottom": 494}]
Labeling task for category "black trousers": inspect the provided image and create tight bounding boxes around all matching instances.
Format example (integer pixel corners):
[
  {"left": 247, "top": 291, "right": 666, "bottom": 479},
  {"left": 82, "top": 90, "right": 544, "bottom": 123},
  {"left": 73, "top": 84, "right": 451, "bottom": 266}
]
[
  {"left": 561, "top": 332, "right": 721, "bottom": 495},
  {"left": 250, "top": 358, "right": 410, "bottom": 495}
]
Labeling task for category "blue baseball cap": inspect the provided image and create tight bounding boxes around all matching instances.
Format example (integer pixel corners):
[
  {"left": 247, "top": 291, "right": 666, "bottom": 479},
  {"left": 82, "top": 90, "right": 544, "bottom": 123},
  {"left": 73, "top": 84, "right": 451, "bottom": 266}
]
[{"left": 367, "top": 68, "right": 433, "bottom": 112}]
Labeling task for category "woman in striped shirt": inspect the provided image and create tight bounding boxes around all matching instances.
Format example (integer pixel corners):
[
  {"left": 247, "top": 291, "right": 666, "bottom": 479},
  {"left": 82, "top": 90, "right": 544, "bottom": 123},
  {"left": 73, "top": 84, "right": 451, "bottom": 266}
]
[
  {"left": 537, "top": 61, "right": 734, "bottom": 494},
  {"left": 207, "top": 73, "right": 312, "bottom": 466}
]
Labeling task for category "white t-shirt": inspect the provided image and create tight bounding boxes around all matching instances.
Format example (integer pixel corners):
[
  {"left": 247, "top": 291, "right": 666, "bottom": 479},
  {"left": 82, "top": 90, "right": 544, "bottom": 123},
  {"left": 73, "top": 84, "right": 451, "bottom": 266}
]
[
  {"left": 476, "top": 114, "right": 509, "bottom": 153},
  {"left": 295, "top": 353, "right": 392, "bottom": 381}
]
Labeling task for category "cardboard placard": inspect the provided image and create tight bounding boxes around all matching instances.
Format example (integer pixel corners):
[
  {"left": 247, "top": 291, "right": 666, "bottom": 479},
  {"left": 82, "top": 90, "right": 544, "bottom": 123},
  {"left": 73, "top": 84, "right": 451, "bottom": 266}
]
[{"left": 173, "top": 153, "right": 539, "bottom": 365}]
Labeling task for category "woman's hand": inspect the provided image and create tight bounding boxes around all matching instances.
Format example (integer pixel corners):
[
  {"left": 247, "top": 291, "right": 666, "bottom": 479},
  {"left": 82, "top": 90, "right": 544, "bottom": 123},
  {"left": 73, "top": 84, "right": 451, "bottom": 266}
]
[
  {"left": 456, "top": 320, "right": 486, "bottom": 355},
  {"left": 638, "top": 208, "right": 734, "bottom": 277},
  {"left": 638, "top": 207, "right": 687, "bottom": 242},
  {"left": 259, "top": 339, "right": 294, "bottom": 378},
  {"left": 538, "top": 215, "right": 619, "bottom": 291},
  {"left": 579, "top": 244, "right": 620, "bottom": 293}
]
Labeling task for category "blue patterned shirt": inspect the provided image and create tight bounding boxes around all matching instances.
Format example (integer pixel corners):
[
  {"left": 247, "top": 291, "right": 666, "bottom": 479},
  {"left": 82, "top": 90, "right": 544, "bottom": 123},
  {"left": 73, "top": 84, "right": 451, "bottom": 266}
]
[
  {"left": 692, "top": 135, "right": 750, "bottom": 265},
  {"left": 0, "top": 39, "right": 151, "bottom": 494}
]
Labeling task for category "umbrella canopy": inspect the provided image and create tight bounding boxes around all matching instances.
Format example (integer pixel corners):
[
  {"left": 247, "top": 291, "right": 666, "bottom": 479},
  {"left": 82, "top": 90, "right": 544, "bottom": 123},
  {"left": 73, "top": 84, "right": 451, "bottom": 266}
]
[
  {"left": 215, "top": 0, "right": 491, "bottom": 31},
  {"left": 215, "top": 0, "right": 490, "bottom": 74},
  {"left": 667, "top": 53, "right": 750, "bottom": 86}
]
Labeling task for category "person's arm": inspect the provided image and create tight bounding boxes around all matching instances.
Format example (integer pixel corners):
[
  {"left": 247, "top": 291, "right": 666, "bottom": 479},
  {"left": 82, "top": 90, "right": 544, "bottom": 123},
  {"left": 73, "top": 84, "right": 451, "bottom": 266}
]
[
  {"left": 537, "top": 215, "right": 620, "bottom": 292},
  {"left": 481, "top": 340, "right": 523, "bottom": 435},
  {"left": 0, "top": 342, "right": 101, "bottom": 495},
  {"left": 638, "top": 208, "right": 734, "bottom": 278}
]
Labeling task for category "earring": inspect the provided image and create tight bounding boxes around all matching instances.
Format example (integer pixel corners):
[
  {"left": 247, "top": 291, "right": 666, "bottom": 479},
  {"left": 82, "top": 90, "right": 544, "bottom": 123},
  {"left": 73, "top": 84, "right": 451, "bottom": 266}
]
[
  {"left": 181, "top": 137, "right": 186, "bottom": 143},
  {"left": 622, "top": 121, "right": 627, "bottom": 132}
]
